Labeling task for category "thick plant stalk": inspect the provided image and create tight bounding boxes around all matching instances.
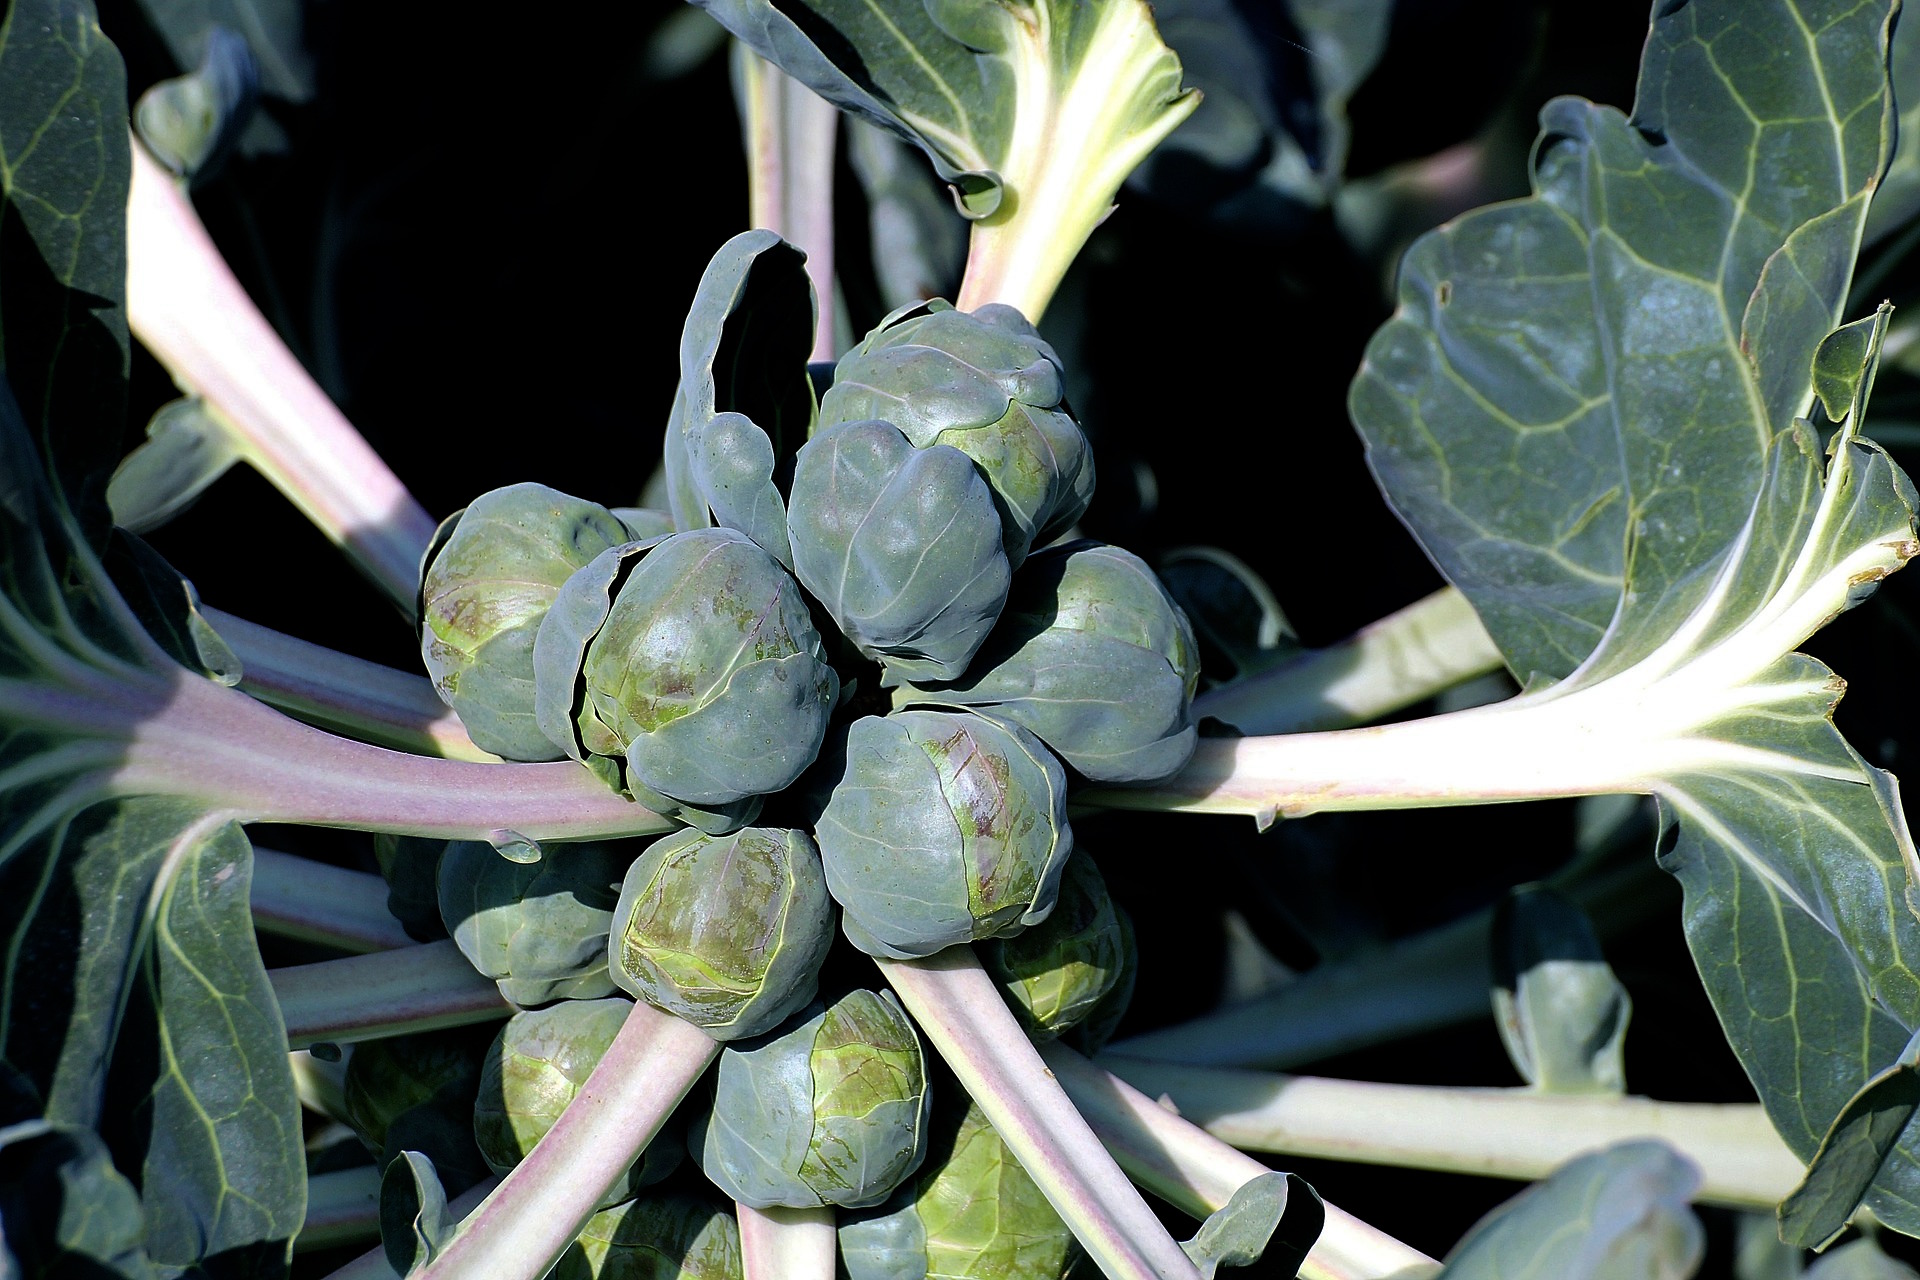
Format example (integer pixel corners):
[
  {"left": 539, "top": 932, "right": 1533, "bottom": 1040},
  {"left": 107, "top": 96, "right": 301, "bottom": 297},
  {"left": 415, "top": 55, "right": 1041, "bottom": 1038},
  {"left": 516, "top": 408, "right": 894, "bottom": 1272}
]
[
  {"left": 738, "top": 1203, "right": 837, "bottom": 1280},
  {"left": 299, "top": 1165, "right": 385, "bottom": 1252},
  {"left": 877, "top": 948, "right": 1203, "bottom": 1280},
  {"left": 737, "top": 47, "right": 839, "bottom": 361},
  {"left": 206, "top": 606, "right": 494, "bottom": 762},
  {"left": 126, "top": 142, "right": 437, "bottom": 610},
  {"left": 415, "top": 1003, "right": 719, "bottom": 1280},
  {"left": 1038, "top": 1042, "right": 1438, "bottom": 1280},
  {"left": 1103, "top": 1060, "right": 1804, "bottom": 1210},
  {"left": 106, "top": 668, "right": 673, "bottom": 840},
  {"left": 271, "top": 941, "right": 510, "bottom": 1048},
  {"left": 1106, "top": 854, "right": 1661, "bottom": 1068},
  {"left": 1194, "top": 587, "right": 1503, "bottom": 735},
  {"left": 251, "top": 847, "right": 411, "bottom": 953}
]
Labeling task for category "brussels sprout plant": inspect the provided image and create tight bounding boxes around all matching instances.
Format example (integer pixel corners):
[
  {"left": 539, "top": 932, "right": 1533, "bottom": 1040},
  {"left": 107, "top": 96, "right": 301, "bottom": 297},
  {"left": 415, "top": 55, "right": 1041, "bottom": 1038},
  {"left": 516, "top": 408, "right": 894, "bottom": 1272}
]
[{"left": 8, "top": 0, "right": 1920, "bottom": 1279}]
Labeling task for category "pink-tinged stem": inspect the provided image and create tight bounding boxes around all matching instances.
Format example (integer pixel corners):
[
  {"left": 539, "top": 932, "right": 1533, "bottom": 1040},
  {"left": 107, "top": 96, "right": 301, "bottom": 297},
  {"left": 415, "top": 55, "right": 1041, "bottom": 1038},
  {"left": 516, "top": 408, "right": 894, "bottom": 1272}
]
[
  {"left": 113, "top": 671, "right": 673, "bottom": 840},
  {"left": 877, "top": 948, "right": 1202, "bottom": 1280},
  {"left": 1038, "top": 1042, "right": 1439, "bottom": 1280},
  {"left": 738, "top": 1203, "right": 837, "bottom": 1280},
  {"left": 251, "top": 847, "right": 412, "bottom": 953},
  {"left": 415, "top": 1002, "right": 719, "bottom": 1280},
  {"left": 271, "top": 941, "right": 510, "bottom": 1048},
  {"left": 205, "top": 606, "right": 494, "bottom": 762},
  {"left": 739, "top": 49, "right": 839, "bottom": 362},
  {"left": 126, "top": 142, "right": 438, "bottom": 610}
]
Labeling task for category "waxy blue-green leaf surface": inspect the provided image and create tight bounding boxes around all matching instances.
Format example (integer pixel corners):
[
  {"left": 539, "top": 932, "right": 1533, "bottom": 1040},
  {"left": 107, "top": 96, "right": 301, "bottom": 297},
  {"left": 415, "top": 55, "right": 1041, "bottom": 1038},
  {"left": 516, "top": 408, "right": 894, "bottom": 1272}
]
[
  {"left": 1350, "top": 0, "right": 1920, "bottom": 1233},
  {"left": 0, "top": 5, "right": 305, "bottom": 1268}
]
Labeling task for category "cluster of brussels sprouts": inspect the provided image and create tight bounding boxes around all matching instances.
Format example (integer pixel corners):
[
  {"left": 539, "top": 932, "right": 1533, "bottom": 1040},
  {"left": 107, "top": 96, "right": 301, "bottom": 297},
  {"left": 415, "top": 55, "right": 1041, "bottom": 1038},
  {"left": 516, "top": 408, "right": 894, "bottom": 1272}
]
[{"left": 377, "top": 231, "right": 1198, "bottom": 1276}]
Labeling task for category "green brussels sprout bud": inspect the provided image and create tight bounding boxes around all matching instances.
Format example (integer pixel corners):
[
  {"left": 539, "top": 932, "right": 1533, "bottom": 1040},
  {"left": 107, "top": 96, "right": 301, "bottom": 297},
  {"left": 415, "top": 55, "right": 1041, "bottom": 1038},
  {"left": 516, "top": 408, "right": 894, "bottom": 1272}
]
[
  {"left": 820, "top": 300, "right": 1093, "bottom": 566},
  {"left": 553, "top": 1195, "right": 743, "bottom": 1280},
  {"left": 473, "top": 999, "right": 683, "bottom": 1206},
  {"left": 374, "top": 833, "right": 448, "bottom": 942},
  {"left": 787, "top": 419, "right": 1011, "bottom": 681},
  {"left": 534, "top": 528, "right": 838, "bottom": 809},
  {"left": 979, "top": 853, "right": 1129, "bottom": 1041},
  {"left": 1064, "top": 899, "right": 1137, "bottom": 1055},
  {"left": 691, "top": 990, "right": 930, "bottom": 1209},
  {"left": 899, "top": 541, "right": 1201, "bottom": 783},
  {"left": 420, "top": 482, "right": 634, "bottom": 760},
  {"left": 815, "top": 709, "right": 1071, "bottom": 960},
  {"left": 437, "top": 839, "right": 632, "bottom": 1006},
  {"left": 342, "top": 1026, "right": 493, "bottom": 1194},
  {"left": 839, "top": 1096, "right": 1079, "bottom": 1280},
  {"left": 608, "top": 827, "right": 833, "bottom": 1041}
]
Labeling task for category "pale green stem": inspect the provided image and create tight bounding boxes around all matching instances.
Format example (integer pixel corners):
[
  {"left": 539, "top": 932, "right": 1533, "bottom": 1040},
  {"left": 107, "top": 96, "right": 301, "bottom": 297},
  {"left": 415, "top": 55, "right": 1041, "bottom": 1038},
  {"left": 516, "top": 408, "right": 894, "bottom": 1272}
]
[
  {"left": 1195, "top": 588, "right": 1504, "bottom": 735},
  {"left": 877, "top": 949, "right": 1203, "bottom": 1280},
  {"left": 1037, "top": 1041, "right": 1439, "bottom": 1280},
  {"left": 205, "top": 607, "right": 495, "bottom": 762},
  {"left": 321, "top": 1178, "right": 499, "bottom": 1280},
  {"left": 299, "top": 1165, "right": 384, "bottom": 1253},
  {"left": 738, "top": 1203, "right": 837, "bottom": 1280},
  {"left": 415, "top": 1003, "right": 719, "bottom": 1280},
  {"left": 271, "top": 941, "right": 510, "bottom": 1048},
  {"left": 1105, "top": 855, "right": 1661, "bottom": 1069},
  {"left": 952, "top": 3, "right": 1197, "bottom": 322},
  {"left": 251, "top": 846, "right": 411, "bottom": 953},
  {"left": 737, "top": 46, "right": 839, "bottom": 361},
  {"left": 1101, "top": 1061, "right": 1805, "bottom": 1211},
  {"left": 126, "top": 143, "right": 438, "bottom": 612}
]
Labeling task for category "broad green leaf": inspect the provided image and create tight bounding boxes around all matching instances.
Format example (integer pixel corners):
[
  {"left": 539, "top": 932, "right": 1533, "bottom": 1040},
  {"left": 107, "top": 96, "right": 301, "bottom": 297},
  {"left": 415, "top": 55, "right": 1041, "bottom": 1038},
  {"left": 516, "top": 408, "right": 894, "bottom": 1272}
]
[
  {"left": 0, "top": 378, "right": 306, "bottom": 1271},
  {"left": 1777, "top": 1030, "right": 1920, "bottom": 1248},
  {"left": 1492, "top": 885, "right": 1630, "bottom": 1095},
  {"left": 695, "top": 0, "right": 1196, "bottom": 319},
  {"left": 1353, "top": 0, "right": 1896, "bottom": 687},
  {"left": 0, "top": 1118, "right": 153, "bottom": 1278},
  {"left": 1436, "top": 1141, "right": 1704, "bottom": 1280},
  {"left": 0, "top": 0, "right": 132, "bottom": 533},
  {"left": 1346, "top": 0, "right": 1920, "bottom": 1235},
  {"left": 1132, "top": 0, "right": 1392, "bottom": 222},
  {"left": 107, "top": 398, "right": 244, "bottom": 534},
  {"left": 1864, "top": 4, "right": 1920, "bottom": 245}
]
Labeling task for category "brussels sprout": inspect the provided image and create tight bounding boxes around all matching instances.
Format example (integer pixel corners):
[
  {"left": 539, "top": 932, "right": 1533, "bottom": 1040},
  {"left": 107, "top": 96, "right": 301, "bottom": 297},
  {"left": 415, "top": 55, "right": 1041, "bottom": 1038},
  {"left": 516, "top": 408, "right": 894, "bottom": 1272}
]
[
  {"left": 898, "top": 541, "right": 1201, "bottom": 783},
  {"left": 608, "top": 826, "right": 833, "bottom": 1041},
  {"left": 473, "top": 998, "right": 683, "bottom": 1206},
  {"left": 342, "top": 1026, "right": 493, "bottom": 1194},
  {"left": 419, "top": 482, "right": 636, "bottom": 760},
  {"left": 1064, "top": 900, "right": 1138, "bottom": 1056},
  {"left": 437, "top": 839, "right": 632, "bottom": 1006},
  {"left": 816, "top": 709, "right": 1072, "bottom": 960},
  {"left": 534, "top": 528, "right": 838, "bottom": 810},
  {"left": 839, "top": 1096, "right": 1079, "bottom": 1280},
  {"left": 374, "top": 833, "right": 448, "bottom": 942},
  {"left": 787, "top": 418, "right": 1011, "bottom": 681},
  {"left": 691, "top": 990, "right": 930, "bottom": 1210},
  {"left": 980, "top": 853, "right": 1130, "bottom": 1041},
  {"left": 553, "top": 1195, "right": 743, "bottom": 1280},
  {"left": 820, "top": 300, "right": 1093, "bottom": 565}
]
